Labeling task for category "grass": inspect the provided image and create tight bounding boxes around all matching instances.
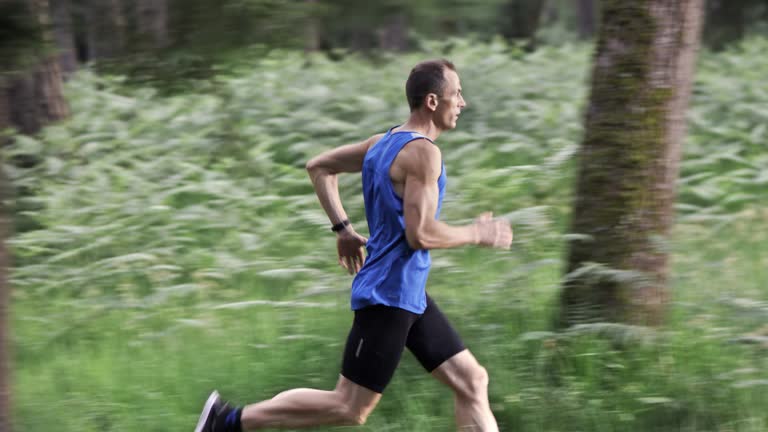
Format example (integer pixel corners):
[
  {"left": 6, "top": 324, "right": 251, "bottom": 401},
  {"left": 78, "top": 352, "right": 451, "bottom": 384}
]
[{"left": 13, "top": 219, "right": 768, "bottom": 431}]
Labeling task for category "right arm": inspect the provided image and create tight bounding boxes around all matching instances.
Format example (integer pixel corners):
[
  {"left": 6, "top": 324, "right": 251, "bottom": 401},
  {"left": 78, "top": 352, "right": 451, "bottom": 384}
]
[{"left": 400, "top": 140, "right": 512, "bottom": 250}]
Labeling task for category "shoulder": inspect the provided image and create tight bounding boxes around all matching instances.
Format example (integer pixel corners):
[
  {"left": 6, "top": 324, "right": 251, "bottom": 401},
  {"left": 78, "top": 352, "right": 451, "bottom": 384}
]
[
  {"left": 403, "top": 138, "right": 441, "bottom": 162},
  {"left": 363, "top": 133, "right": 386, "bottom": 150},
  {"left": 399, "top": 139, "right": 441, "bottom": 177},
  {"left": 401, "top": 137, "right": 440, "bottom": 157}
]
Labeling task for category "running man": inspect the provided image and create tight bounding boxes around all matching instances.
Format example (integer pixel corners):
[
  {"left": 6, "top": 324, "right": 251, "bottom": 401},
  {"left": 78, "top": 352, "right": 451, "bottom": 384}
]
[{"left": 195, "top": 59, "right": 513, "bottom": 432}]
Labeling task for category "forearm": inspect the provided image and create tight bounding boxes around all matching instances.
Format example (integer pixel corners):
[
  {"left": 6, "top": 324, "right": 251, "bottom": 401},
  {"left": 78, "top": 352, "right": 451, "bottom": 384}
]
[
  {"left": 407, "top": 220, "right": 478, "bottom": 250},
  {"left": 308, "top": 169, "right": 348, "bottom": 225}
]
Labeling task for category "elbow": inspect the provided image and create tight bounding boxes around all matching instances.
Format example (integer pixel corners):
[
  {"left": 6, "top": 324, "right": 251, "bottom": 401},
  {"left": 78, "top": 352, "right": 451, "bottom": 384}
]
[
  {"left": 305, "top": 157, "right": 327, "bottom": 182},
  {"left": 405, "top": 229, "right": 429, "bottom": 250},
  {"left": 305, "top": 157, "right": 319, "bottom": 173},
  {"left": 306, "top": 157, "right": 336, "bottom": 179}
]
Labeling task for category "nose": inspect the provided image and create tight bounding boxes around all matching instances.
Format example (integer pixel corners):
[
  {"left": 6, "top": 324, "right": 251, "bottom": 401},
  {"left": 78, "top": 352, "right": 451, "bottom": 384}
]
[{"left": 459, "top": 94, "right": 466, "bottom": 109}]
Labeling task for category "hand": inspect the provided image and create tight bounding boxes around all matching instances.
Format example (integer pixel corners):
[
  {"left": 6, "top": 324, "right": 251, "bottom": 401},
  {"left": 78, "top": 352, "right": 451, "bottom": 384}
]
[
  {"left": 336, "top": 227, "right": 367, "bottom": 275},
  {"left": 474, "top": 212, "right": 513, "bottom": 249}
]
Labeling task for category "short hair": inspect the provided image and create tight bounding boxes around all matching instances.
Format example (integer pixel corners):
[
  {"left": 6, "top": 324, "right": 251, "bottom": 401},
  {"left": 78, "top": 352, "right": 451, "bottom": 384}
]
[{"left": 405, "top": 59, "right": 456, "bottom": 111}]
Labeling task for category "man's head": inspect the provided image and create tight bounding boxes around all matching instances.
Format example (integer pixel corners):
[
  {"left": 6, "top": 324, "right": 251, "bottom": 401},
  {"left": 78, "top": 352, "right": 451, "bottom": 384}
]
[{"left": 405, "top": 59, "right": 466, "bottom": 130}]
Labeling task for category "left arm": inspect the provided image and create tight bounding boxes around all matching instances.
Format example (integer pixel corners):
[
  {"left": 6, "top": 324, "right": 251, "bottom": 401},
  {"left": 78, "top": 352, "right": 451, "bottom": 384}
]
[{"left": 305, "top": 134, "right": 383, "bottom": 274}]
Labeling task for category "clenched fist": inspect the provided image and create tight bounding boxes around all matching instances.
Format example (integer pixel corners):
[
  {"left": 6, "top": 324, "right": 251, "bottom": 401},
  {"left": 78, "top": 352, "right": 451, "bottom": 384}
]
[{"left": 474, "top": 212, "right": 513, "bottom": 249}]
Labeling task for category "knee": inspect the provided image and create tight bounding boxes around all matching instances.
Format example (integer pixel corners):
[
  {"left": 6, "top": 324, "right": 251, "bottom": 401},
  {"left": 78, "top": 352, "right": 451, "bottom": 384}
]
[
  {"left": 336, "top": 404, "right": 370, "bottom": 426},
  {"left": 336, "top": 403, "right": 370, "bottom": 426},
  {"left": 458, "top": 365, "right": 489, "bottom": 400},
  {"left": 347, "top": 411, "right": 370, "bottom": 426},
  {"left": 470, "top": 365, "right": 489, "bottom": 392}
]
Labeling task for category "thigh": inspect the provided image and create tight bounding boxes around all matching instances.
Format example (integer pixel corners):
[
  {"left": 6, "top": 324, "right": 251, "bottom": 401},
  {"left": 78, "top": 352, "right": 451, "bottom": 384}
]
[
  {"left": 341, "top": 305, "right": 418, "bottom": 394},
  {"left": 405, "top": 295, "right": 466, "bottom": 372}
]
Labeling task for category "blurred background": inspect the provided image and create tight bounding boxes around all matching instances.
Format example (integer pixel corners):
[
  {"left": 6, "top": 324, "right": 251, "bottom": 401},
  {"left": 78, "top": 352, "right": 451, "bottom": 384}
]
[{"left": 1, "top": 0, "right": 767, "bottom": 431}]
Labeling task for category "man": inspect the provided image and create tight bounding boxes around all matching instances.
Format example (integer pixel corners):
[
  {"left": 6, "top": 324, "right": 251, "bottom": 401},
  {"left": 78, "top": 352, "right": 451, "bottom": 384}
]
[{"left": 195, "top": 59, "right": 513, "bottom": 432}]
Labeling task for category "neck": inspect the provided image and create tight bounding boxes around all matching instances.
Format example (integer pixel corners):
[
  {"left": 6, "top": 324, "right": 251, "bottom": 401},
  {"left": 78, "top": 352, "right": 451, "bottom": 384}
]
[{"left": 396, "top": 110, "right": 443, "bottom": 141}]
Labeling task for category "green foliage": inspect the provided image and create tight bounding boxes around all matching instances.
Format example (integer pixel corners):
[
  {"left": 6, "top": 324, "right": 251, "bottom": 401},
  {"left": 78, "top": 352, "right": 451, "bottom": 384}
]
[
  {"left": 7, "top": 37, "right": 768, "bottom": 431},
  {"left": 169, "top": 0, "right": 310, "bottom": 50},
  {"left": 680, "top": 38, "right": 768, "bottom": 216}
]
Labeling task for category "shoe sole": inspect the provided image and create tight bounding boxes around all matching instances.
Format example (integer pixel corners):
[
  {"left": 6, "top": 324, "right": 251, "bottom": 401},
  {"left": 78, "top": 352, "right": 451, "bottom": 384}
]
[{"left": 194, "top": 391, "right": 220, "bottom": 432}]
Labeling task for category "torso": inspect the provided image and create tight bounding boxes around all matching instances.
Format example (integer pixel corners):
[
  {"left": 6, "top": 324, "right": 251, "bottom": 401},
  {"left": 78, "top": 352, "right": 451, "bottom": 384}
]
[{"left": 351, "top": 127, "right": 445, "bottom": 314}]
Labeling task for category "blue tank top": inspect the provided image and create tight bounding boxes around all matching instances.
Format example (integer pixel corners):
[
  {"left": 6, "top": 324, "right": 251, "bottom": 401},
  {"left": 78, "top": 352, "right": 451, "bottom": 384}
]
[{"left": 350, "top": 127, "right": 446, "bottom": 314}]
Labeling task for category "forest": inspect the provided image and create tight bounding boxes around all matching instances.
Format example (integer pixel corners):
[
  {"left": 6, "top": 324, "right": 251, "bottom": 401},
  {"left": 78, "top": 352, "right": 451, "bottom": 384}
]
[{"left": 1, "top": 1, "right": 767, "bottom": 431}]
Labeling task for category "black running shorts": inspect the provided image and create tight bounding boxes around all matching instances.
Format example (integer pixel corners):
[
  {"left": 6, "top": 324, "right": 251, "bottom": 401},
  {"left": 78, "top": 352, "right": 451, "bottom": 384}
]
[{"left": 340, "top": 294, "right": 466, "bottom": 393}]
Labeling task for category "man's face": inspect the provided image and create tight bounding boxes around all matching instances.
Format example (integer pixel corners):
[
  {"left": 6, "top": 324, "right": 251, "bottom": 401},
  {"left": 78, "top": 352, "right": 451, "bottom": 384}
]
[{"left": 435, "top": 69, "right": 466, "bottom": 130}]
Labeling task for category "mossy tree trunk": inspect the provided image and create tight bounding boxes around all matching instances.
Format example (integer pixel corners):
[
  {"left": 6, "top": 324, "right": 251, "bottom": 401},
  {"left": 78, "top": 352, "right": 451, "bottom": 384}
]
[{"left": 559, "top": 0, "right": 704, "bottom": 326}]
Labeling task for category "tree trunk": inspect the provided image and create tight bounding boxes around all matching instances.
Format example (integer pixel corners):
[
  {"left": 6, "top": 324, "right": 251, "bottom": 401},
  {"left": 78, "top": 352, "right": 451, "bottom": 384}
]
[
  {"left": 500, "top": 0, "right": 545, "bottom": 49},
  {"left": 704, "top": 0, "right": 747, "bottom": 50},
  {"left": 378, "top": 13, "right": 408, "bottom": 51},
  {"left": 0, "top": 6, "right": 16, "bottom": 429},
  {"left": 5, "top": 56, "right": 69, "bottom": 134},
  {"left": 559, "top": 0, "right": 704, "bottom": 326},
  {"left": 49, "top": 0, "right": 77, "bottom": 77},
  {"left": 136, "top": 0, "right": 168, "bottom": 49},
  {"left": 0, "top": 145, "right": 10, "bottom": 432},
  {"left": 4, "top": 0, "right": 68, "bottom": 134},
  {"left": 85, "top": 0, "right": 126, "bottom": 60},
  {"left": 576, "top": 0, "right": 596, "bottom": 39},
  {"left": 304, "top": 0, "right": 321, "bottom": 52}
]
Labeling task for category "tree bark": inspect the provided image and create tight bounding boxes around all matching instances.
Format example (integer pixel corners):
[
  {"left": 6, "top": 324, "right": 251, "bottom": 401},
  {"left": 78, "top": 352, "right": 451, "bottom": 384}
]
[
  {"left": 559, "top": 0, "right": 704, "bottom": 326},
  {"left": 49, "top": 0, "right": 77, "bottom": 77},
  {"left": 576, "top": 0, "right": 596, "bottom": 39},
  {"left": 500, "top": 0, "right": 546, "bottom": 50},
  {"left": 3, "top": 0, "right": 68, "bottom": 134},
  {"left": 304, "top": 0, "right": 321, "bottom": 52},
  {"left": 378, "top": 13, "right": 408, "bottom": 52},
  {"left": 136, "top": 0, "right": 168, "bottom": 49},
  {"left": 5, "top": 59, "right": 67, "bottom": 134},
  {"left": 0, "top": 145, "right": 10, "bottom": 432},
  {"left": 0, "top": 4, "right": 15, "bottom": 426},
  {"left": 704, "top": 0, "right": 747, "bottom": 50},
  {"left": 85, "top": 0, "right": 126, "bottom": 60}
]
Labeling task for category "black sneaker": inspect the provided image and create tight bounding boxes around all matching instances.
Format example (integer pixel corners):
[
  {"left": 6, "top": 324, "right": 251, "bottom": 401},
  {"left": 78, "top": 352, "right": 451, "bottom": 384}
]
[{"left": 194, "top": 391, "right": 222, "bottom": 432}]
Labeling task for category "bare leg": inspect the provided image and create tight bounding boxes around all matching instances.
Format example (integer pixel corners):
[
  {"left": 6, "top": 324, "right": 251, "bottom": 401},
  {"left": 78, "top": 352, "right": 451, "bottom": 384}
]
[
  {"left": 431, "top": 350, "right": 499, "bottom": 432},
  {"left": 240, "top": 375, "right": 381, "bottom": 430}
]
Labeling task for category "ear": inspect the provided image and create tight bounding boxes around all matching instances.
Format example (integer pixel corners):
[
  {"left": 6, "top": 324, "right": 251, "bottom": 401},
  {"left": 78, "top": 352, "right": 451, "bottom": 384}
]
[{"left": 425, "top": 93, "right": 439, "bottom": 112}]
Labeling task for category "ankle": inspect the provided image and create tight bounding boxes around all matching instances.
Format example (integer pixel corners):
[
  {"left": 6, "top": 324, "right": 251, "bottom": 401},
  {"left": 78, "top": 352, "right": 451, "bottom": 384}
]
[{"left": 216, "top": 406, "right": 243, "bottom": 432}]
